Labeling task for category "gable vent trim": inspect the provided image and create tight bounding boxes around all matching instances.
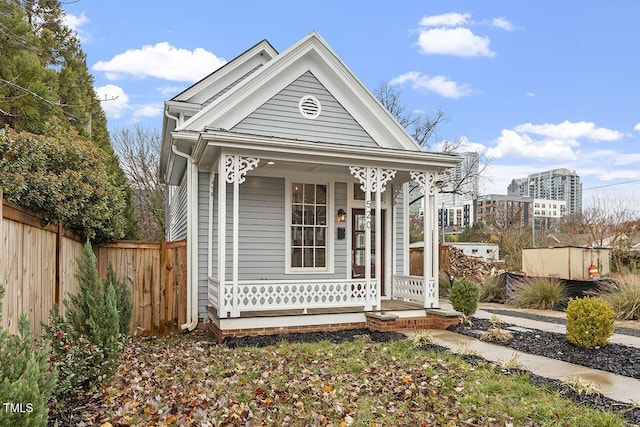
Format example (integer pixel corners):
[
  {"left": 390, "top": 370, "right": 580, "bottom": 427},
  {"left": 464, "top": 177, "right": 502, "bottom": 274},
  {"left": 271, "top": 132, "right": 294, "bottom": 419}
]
[{"left": 298, "top": 95, "right": 321, "bottom": 119}]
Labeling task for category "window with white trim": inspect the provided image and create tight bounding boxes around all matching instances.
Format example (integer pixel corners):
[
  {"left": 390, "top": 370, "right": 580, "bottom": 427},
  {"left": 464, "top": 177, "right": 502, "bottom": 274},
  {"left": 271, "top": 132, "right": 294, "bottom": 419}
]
[{"left": 291, "top": 183, "right": 327, "bottom": 269}]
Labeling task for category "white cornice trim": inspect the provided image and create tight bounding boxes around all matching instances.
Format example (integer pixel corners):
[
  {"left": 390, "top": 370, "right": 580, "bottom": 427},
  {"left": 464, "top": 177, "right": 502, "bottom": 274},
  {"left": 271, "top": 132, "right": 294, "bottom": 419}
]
[{"left": 191, "top": 130, "right": 461, "bottom": 171}]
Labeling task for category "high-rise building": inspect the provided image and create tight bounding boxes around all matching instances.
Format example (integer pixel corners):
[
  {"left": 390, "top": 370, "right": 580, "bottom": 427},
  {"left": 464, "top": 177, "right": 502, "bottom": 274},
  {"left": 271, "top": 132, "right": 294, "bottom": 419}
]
[
  {"left": 508, "top": 168, "right": 581, "bottom": 215},
  {"left": 439, "top": 152, "right": 479, "bottom": 207}
]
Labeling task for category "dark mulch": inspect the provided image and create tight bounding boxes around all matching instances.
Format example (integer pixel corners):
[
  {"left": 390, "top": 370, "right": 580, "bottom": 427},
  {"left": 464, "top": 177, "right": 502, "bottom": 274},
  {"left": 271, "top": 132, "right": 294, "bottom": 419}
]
[
  {"left": 224, "top": 328, "right": 640, "bottom": 425},
  {"left": 223, "top": 328, "right": 406, "bottom": 348},
  {"left": 449, "top": 318, "right": 640, "bottom": 379},
  {"left": 483, "top": 307, "right": 640, "bottom": 337}
]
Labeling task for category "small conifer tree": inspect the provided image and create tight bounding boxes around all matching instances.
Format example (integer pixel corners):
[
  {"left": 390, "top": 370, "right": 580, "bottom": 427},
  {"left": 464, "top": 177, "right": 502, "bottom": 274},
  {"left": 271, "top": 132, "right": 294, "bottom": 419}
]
[
  {"left": 0, "top": 284, "right": 57, "bottom": 426},
  {"left": 51, "top": 241, "right": 121, "bottom": 391},
  {"left": 105, "top": 262, "right": 132, "bottom": 335}
]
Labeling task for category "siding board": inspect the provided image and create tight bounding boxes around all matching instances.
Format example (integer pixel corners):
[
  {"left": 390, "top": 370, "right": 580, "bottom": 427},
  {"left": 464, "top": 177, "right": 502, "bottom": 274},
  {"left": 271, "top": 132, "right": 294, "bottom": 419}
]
[{"left": 232, "top": 71, "right": 377, "bottom": 147}]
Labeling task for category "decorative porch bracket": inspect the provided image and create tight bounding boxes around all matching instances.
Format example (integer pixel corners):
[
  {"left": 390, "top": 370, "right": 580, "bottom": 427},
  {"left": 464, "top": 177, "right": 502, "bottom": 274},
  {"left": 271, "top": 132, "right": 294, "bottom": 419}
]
[
  {"left": 349, "top": 166, "right": 396, "bottom": 311},
  {"left": 219, "top": 154, "right": 260, "bottom": 318},
  {"left": 410, "top": 171, "right": 439, "bottom": 308}
]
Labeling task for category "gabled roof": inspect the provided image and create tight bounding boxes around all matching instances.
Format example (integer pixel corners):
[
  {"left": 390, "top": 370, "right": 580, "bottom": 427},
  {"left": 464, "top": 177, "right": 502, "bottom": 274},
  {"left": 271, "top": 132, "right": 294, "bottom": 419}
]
[
  {"left": 171, "top": 39, "right": 278, "bottom": 105},
  {"left": 176, "top": 31, "right": 422, "bottom": 152}
]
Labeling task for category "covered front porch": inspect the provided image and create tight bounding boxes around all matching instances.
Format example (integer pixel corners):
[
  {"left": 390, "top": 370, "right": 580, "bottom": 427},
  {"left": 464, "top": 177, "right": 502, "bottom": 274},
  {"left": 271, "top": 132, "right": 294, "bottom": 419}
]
[{"left": 197, "top": 131, "right": 452, "bottom": 327}]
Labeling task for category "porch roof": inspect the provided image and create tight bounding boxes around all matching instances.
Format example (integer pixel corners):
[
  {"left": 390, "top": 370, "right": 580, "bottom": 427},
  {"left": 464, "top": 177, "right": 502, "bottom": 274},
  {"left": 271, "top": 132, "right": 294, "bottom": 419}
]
[{"left": 164, "top": 129, "right": 461, "bottom": 183}]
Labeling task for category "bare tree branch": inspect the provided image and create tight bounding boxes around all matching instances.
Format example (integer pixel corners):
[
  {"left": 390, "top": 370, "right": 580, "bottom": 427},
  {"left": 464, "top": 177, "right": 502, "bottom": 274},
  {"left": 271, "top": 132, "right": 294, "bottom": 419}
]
[{"left": 111, "top": 125, "right": 165, "bottom": 241}]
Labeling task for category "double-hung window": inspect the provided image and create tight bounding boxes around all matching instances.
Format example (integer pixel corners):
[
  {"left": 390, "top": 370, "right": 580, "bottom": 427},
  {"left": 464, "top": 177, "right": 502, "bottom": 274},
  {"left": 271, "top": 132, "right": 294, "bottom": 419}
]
[{"left": 290, "top": 182, "right": 327, "bottom": 270}]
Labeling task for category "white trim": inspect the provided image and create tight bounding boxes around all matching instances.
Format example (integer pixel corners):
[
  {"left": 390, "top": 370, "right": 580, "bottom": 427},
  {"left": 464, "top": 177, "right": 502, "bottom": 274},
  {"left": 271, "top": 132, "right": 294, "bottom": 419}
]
[
  {"left": 403, "top": 183, "right": 410, "bottom": 276},
  {"left": 284, "top": 178, "right": 335, "bottom": 274},
  {"left": 178, "top": 32, "right": 422, "bottom": 152},
  {"left": 217, "top": 150, "right": 227, "bottom": 318}
]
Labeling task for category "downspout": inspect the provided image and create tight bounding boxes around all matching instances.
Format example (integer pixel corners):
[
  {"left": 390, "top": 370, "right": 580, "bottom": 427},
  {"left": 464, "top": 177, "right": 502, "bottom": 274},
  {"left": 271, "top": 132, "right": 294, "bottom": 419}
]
[{"left": 166, "top": 110, "right": 199, "bottom": 332}]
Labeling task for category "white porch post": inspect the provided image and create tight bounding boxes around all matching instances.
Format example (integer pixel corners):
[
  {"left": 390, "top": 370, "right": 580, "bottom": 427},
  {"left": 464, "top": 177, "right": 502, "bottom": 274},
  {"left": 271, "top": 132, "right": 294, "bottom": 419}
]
[
  {"left": 350, "top": 166, "right": 396, "bottom": 311},
  {"left": 410, "top": 171, "right": 439, "bottom": 308},
  {"left": 224, "top": 154, "right": 259, "bottom": 318},
  {"left": 217, "top": 155, "right": 227, "bottom": 318}
]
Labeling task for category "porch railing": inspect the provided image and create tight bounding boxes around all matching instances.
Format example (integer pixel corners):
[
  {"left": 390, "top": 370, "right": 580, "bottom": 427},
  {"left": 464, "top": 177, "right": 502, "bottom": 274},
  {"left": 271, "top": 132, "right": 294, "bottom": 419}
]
[
  {"left": 392, "top": 275, "right": 438, "bottom": 307},
  {"left": 209, "top": 278, "right": 378, "bottom": 316}
]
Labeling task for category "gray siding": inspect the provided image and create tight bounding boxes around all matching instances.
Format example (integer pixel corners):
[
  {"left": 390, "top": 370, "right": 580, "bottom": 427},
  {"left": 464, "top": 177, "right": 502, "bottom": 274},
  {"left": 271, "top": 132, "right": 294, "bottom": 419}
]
[
  {"left": 232, "top": 71, "right": 377, "bottom": 147},
  {"left": 333, "top": 182, "right": 348, "bottom": 278},
  {"left": 167, "top": 173, "right": 188, "bottom": 241},
  {"left": 206, "top": 175, "right": 348, "bottom": 284},
  {"left": 197, "top": 172, "right": 211, "bottom": 319},
  {"left": 394, "top": 186, "right": 405, "bottom": 275}
]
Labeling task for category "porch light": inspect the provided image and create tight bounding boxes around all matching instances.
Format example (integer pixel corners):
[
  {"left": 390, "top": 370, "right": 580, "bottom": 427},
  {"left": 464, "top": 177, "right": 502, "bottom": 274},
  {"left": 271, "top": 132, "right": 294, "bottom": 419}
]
[{"left": 337, "top": 208, "right": 346, "bottom": 223}]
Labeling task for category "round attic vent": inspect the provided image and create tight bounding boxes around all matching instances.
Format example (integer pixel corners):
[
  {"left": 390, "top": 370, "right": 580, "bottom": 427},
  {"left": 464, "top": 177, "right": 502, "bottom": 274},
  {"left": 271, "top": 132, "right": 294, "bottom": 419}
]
[{"left": 298, "top": 95, "right": 321, "bottom": 119}]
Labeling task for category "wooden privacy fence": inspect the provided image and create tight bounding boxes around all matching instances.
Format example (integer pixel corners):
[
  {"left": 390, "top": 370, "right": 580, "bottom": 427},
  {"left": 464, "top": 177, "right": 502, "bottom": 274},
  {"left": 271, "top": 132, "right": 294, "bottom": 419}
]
[
  {"left": 409, "top": 243, "right": 450, "bottom": 276},
  {"left": 95, "top": 239, "right": 187, "bottom": 336},
  {"left": 0, "top": 189, "right": 187, "bottom": 337}
]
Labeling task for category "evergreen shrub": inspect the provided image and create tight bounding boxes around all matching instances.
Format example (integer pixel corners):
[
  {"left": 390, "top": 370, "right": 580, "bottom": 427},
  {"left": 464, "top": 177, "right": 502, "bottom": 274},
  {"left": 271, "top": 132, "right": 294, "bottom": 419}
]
[
  {"left": 566, "top": 297, "right": 615, "bottom": 348},
  {"left": 449, "top": 278, "right": 479, "bottom": 316},
  {"left": 44, "top": 241, "right": 124, "bottom": 405},
  {"left": 0, "top": 284, "right": 57, "bottom": 427}
]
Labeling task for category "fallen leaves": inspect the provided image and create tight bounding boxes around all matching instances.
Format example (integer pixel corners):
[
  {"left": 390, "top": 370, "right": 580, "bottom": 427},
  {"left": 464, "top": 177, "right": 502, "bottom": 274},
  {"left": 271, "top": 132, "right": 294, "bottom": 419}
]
[{"left": 56, "top": 330, "right": 620, "bottom": 426}]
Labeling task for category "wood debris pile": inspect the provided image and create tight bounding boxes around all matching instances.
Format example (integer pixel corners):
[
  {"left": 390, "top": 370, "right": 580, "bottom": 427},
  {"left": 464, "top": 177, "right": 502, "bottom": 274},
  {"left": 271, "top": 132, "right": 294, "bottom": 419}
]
[{"left": 445, "top": 246, "right": 506, "bottom": 284}]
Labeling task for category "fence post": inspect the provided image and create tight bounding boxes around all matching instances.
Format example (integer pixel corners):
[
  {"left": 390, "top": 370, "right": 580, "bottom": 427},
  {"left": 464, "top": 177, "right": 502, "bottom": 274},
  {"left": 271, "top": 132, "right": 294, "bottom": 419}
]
[
  {"left": 54, "top": 224, "right": 62, "bottom": 312},
  {"left": 159, "top": 239, "right": 167, "bottom": 335}
]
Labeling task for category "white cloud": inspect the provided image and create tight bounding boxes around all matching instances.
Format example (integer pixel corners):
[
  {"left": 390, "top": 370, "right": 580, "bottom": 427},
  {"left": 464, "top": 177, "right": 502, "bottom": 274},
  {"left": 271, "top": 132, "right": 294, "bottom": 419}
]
[
  {"left": 419, "top": 12, "right": 471, "bottom": 28},
  {"left": 63, "top": 12, "right": 91, "bottom": 42},
  {"left": 158, "top": 86, "right": 183, "bottom": 96},
  {"left": 94, "top": 84, "right": 129, "bottom": 118},
  {"left": 490, "top": 17, "right": 515, "bottom": 31},
  {"left": 526, "top": 92, "right": 536, "bottom": 97},
  {"left": 133, "top": 104, "right": 163, "bottom": 119},
  {"left": 634, "top": 123, "right": 640, "bottom": 132},
  {"left": 514, "top": 120, "right": 623, "bottom": 141},
  {"left": 487, "top": 129, "right": 578, "bottom": 161},
  {"left": 417, "top": 27, "right": 495, "bottom": 58},
  {"left": 93, "top": 42, "right": 226, "bottom": 82},
  {"left": 390, "top": 71, "right": 473, "bottom": 99}
]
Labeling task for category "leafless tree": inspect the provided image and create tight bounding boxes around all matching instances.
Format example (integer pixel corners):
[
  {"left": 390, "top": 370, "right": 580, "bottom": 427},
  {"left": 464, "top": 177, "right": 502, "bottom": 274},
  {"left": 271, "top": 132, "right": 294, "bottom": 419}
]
[
  {"left": 111, "top": 125, "right": 165, "bottom": 241},
  {"left": 374, "top": 81, "right": 491, "bottom": 203},
  {"left": 581, "top": 195, "right": 639, "bottom": 248}
]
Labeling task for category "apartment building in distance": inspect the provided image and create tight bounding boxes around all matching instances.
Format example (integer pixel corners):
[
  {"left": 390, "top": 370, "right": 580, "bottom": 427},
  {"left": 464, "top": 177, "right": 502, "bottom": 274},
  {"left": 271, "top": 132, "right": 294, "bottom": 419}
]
[
  {"left": 474, "top": 194, "right": 533, "bottom": 228},
  {"left": 507, "top": 168, "right": 582, "bottom": 215}
]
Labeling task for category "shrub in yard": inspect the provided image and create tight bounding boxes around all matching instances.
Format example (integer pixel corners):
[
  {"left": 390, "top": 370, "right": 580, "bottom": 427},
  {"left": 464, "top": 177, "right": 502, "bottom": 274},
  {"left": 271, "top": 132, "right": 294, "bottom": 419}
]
[
  {"left": 449, "top": 278, "right": 479, "bottom": 316},
  {"left": 566, "top": 297, "right": 615, "bottom": 348},
  {"left": 0, "top": 284, "right": 57, "bottom": 426},
  {"left": 508, "top": 277, "right": 568, "bottom": 310},
  {"left": 44, "top": 241, "right": 121, "bottom": 405},
  {"left": 105, "top": 262, "right": 133, "bottom": 335},
  {"left": 479, "top": 275, "right": 506, "bottom": 303},
  {"left": 598, "top": 274, "right": 640, "bottom": 320}
]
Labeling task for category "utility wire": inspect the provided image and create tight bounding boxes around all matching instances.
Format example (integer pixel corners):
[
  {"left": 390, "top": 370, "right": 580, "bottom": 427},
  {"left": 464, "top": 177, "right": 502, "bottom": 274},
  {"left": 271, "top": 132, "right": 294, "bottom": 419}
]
[{"left": 583, "top": 178, "right": 640, "bottom": 191}]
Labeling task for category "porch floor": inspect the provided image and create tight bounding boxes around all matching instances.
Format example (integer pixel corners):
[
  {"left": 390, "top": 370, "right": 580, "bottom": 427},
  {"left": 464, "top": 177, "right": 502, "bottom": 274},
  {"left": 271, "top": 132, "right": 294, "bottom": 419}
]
[{"left": 214, "top": 299, "right": 424, "bottom": 319}]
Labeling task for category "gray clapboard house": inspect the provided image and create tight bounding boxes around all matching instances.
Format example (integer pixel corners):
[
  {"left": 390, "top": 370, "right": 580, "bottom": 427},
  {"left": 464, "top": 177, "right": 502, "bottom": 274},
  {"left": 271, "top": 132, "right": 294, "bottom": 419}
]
[{"left": 160, "top": 32, "right": 461, "bottom": 339}]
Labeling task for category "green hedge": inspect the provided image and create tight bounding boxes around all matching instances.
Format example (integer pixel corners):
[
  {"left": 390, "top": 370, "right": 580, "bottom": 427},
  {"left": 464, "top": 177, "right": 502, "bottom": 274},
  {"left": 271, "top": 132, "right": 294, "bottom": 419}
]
[{"left": 0, "top": 125, "right": 127, "bottom": 242}]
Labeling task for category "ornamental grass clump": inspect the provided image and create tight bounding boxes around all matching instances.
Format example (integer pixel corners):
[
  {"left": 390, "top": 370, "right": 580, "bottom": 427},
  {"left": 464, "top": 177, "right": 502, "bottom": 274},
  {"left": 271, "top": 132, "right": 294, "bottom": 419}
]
[
  {"left": 509, "top": 277, "right": 568, "bottom": 310},
  {"left": 449, "top": 278, "right": 479, "bottom": 316},
  {"left": 599, "top": 273, "right": 640, "bottom": 320},
  {"left": 479, "top": 275, "right": 506, "bottom": 303},
  {"left": 566, "top": 297, "right": 615, "bottom": 348}
]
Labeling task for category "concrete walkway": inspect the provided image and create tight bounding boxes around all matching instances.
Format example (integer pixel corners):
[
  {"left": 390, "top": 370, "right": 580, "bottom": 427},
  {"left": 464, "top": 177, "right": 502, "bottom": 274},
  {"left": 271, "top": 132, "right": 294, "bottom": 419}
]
[{"left": 423, "top": 303, "right": 640, "bottom": 404}]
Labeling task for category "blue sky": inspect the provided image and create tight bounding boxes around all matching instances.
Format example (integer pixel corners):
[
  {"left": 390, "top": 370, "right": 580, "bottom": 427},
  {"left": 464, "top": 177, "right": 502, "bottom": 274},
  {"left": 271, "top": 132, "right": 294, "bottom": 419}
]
[{"left": 62, "top": 1, "right": 640, "bottom": 212}]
